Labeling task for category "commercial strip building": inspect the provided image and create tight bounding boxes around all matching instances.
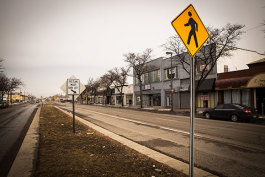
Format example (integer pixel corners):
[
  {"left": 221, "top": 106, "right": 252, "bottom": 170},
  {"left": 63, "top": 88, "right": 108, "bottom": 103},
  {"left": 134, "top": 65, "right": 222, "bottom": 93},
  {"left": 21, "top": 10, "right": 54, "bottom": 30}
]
[
  {"left": 79, "top": 85, "right": 134, "bottom": 107},
  {"left": 0, "top": 91, "right": 30, "bottom": 103},
  {"left": 132, "top": 48, "right": 265, "bottom": 111},
  {"left": 216, "top": 58, "right": 265, "bottom": 114},
  {"left": 77, "top": 48, "right": 264, "bottom": 113},
  {"left": 113, "top": 85, "right": 134, "bottom": 106},
  {"left": 132, "top": 51, "right": 218, "bottom": 109}
]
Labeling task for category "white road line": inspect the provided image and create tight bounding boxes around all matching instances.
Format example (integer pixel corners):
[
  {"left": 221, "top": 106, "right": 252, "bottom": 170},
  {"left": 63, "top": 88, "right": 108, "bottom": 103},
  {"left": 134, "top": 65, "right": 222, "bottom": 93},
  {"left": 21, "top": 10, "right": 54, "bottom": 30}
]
[
  {"left": 62, "top": 106, "right": 265, "bottom": 152},
  {"left": 76, "top": 107, "right": 201, "bottom": 137}
]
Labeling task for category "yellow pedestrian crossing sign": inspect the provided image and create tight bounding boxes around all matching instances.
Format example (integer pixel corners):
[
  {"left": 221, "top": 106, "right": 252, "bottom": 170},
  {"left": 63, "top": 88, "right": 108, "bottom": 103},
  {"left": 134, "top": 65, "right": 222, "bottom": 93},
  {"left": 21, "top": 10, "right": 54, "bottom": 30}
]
[{"left": 171, "top": 4, "right": 209, "bottom": 57}]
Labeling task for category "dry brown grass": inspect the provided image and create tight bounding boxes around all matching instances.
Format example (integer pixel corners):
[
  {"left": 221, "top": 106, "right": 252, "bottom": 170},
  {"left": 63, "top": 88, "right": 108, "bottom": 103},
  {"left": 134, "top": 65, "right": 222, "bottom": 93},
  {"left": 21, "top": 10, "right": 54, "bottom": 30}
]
[{"left": 34, "top": 104, "right": 187, "bottom": 177}]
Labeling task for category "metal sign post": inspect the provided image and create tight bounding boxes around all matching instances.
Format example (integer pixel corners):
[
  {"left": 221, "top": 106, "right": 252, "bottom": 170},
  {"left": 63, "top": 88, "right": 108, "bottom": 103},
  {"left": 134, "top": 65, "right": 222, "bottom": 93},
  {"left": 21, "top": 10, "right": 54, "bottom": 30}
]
[
  {"left": 170, "top": 4, "right": 209, "bottom": 177},
  {"left": 190, "top": 57, "right": 195, "bottom": 176},
  {"left": 72, "top": 95, "right": 75, "bottom": 133},
  {"left": 67, "top": 79, "right": 80, "bottom": 133},
  {"left": 60, "top": 75, "right": 86, "bottom": 133}
]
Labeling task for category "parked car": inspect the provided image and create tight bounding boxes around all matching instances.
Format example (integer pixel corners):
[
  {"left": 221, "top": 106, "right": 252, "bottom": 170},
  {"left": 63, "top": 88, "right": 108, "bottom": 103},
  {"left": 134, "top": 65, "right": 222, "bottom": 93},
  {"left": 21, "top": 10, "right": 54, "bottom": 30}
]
[
  {"left": 0, "top": 100, "right": 9, "bottom": 108},
  {"left": 203, "top": 104, "right": 258, "bottom": 122}
]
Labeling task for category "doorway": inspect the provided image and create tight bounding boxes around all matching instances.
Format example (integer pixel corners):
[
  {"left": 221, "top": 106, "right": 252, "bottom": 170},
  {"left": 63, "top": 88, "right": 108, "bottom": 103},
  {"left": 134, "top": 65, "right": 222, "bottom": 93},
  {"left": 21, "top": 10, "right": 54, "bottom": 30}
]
[{"left": 256, "top": 88, "right": 265, "bottom": 115}]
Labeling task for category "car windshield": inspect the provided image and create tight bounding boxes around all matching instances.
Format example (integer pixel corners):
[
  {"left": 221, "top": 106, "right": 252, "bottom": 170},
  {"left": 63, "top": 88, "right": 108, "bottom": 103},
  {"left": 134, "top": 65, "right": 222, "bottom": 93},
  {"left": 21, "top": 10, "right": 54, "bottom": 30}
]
[
  {"left": 234, "top": 104, "right": 249, "bottom": 109},
  {"left": 215, "top": 104, "right": 224, "bottom": 109}
]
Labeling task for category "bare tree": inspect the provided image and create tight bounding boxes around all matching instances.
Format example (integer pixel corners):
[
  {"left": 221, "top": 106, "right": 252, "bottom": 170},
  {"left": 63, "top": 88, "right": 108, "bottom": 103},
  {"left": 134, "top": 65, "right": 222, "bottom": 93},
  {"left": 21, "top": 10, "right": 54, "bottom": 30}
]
[
  {"left": 86, "top": 77, "right": 99, "bottom": 104},
  {"left": 0, "top": 58, "right": 4, "bottom": 72},
  {"left": 124, "top": 48, "right": 152, "bottom": 108},
  {"left": 8, "top": 78, "right": 23, "bottom": 103},
  {"left": 100, "top": 73, "right": 115, "bottom": 105},
  {"left": 162, "top": 23, "right": 245, "bottom": 91},
  {"left": 89, "top": 78, "right": 100, "bottom": 104},
  {"left": 112, "top": 67, "right": 130, "bottom": 107},
  {"left": 0, "top": 73, "right": 9, "bottom": 100},
  {"left": 0, "top": 76, "right": 23, "bottom": 102},
  {"left": 84, "top": 77, "right": 94, "bottom": 104}
]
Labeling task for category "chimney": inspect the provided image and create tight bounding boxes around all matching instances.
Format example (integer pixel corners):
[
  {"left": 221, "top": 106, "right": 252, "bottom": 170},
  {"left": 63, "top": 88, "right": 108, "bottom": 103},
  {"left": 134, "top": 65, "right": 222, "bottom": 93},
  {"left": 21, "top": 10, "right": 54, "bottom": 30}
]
[{"left": 224, "top": 65, "right": 229, "bottom": 73}]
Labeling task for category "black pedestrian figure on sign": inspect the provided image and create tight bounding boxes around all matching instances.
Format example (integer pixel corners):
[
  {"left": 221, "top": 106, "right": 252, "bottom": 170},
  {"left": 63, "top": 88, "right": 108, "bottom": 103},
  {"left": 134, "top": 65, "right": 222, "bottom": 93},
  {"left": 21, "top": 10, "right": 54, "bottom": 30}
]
[{"left": 184, "top": 11, "right": 198, "bottom": 48}]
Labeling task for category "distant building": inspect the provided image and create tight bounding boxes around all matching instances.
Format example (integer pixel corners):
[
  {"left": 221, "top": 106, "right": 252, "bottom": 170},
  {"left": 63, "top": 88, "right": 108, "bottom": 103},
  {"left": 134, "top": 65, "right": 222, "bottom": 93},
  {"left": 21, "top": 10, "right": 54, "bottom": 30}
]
[
  {"left": 113, "top": 85, "right": 134, "bottom": 106},
  {"left": 133, "top": 47, "right": 265, "bottom": 110}
]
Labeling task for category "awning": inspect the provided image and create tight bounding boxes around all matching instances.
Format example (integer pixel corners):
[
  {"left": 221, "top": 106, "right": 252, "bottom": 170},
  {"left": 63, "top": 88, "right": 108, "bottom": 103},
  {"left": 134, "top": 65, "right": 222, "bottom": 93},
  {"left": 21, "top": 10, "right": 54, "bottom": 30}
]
[
  {"left": 196, "top": 78, "right": 216, "bottom": 92},
  {"left": 215, "top": 76, "right": 251, "bottom": 90},
  {"left": 135, "top": 90, "right": 161, "bottom": 95},
  {"left": 247, "top": 73, "right": 265, "bottom": 88}
]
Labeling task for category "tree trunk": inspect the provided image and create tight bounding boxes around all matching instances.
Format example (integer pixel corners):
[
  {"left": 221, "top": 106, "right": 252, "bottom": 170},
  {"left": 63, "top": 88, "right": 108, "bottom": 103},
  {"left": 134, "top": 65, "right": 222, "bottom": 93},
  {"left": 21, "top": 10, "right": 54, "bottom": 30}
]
[
  {"left": 121, "top": 88, "right": 124, "bottom": 107},
  {"left": 7, "top": 91, "right": 10, "bottom": 104},
  {"left": 103, "top": 92, "right": 105, "bottom": 105},
  {"left": 139, "top": 82, "right": 143, "bottom": 108}
]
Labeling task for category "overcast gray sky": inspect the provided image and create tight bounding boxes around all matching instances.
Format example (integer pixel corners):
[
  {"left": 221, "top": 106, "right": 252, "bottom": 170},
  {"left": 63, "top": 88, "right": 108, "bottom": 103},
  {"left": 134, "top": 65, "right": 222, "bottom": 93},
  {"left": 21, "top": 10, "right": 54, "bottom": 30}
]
[{"left": 0, "top": 0, "right": 264, "bottom": 97}]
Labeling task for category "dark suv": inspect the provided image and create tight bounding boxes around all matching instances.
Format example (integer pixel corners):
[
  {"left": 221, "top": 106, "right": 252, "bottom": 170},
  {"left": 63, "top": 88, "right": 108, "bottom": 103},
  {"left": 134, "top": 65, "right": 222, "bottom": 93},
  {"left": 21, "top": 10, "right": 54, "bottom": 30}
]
[{"left": 203, "top": 104, "right": 258, "bottom": 122}]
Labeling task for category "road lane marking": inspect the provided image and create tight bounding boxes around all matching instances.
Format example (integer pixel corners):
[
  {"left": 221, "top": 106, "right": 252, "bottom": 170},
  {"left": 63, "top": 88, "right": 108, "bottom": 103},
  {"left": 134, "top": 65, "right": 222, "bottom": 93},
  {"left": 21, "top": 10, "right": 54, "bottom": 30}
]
[{"left": 61, "top": 106, "right": 265, "bottom": 153}]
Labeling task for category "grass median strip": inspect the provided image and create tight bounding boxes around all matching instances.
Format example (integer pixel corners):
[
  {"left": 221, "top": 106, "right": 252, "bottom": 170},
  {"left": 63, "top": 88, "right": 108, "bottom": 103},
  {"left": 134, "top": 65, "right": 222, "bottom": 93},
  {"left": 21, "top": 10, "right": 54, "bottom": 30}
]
[{"left": 34, "top": 104, "right": 187, "bottom": 177}]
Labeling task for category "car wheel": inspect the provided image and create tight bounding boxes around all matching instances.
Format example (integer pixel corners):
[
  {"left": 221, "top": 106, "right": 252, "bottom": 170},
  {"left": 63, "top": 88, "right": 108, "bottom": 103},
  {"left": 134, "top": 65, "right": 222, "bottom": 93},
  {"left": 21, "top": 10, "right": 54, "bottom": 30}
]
[
  {"left": 231, "top": 114, "right": 238, "bottom": 122},
  {"left": 205, "top": 112, "right": 211, "bottom": 119}
]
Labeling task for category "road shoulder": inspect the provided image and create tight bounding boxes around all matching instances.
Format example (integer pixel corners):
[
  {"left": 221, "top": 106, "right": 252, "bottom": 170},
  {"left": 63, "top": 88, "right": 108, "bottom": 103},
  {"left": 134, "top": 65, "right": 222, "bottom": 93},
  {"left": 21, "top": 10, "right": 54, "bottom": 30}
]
[{"left": 7, "top": 106, "right": 40, "bottom": 177}]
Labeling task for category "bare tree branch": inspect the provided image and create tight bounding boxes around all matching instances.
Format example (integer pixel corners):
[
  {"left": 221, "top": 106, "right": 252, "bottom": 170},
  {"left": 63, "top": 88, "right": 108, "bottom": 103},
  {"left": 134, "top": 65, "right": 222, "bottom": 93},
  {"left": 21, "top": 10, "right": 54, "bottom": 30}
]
[
  {"left": 162, "top": 23, "right": 245, "bottom": 91},
  {"left": 124, "top": 48, "right": 152, "bottom": 108}
]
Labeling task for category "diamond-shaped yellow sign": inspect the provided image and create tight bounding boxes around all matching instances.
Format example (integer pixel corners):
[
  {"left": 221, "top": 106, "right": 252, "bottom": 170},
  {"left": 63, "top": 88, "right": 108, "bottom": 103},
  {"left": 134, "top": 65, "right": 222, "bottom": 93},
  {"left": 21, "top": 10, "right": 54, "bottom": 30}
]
[{"left": 171, "top": 4, "right": 209, "bottom": 58}]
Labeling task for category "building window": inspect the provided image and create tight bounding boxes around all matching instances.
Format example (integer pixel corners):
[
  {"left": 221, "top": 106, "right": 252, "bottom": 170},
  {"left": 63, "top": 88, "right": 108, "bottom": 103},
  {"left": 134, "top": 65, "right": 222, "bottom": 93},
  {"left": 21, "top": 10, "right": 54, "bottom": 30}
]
[
  {"left": 242, "top": 89, "right": 250, "bottom": 106},
  {"left": 150, "top": 70, "right": 160, "bottom": 83},
  {"left": 224, "top": 90, "right": 232, "bottom": 104},
  {"left": 135, "top": 70, "right": 161, "bottom": 85},
  {"left": 144, "top": 73, "right": 149, "bottom": 84},
  {"left": 232, "top": 90, "right": 241, "bottom": 104},
  {"left": 164, "top": 67, "right": 177, "bottom": 80}
]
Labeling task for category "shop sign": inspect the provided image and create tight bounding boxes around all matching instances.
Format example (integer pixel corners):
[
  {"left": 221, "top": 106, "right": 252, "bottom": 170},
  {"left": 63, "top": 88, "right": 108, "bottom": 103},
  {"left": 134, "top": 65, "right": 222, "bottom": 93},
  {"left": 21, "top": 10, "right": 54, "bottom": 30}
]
[
  {"left": 142, "top": 84, "right": 151, "bottom": 90},
  {"left": 247, "top": 73, "right": 265, "bottom": 88},
  {"left": 200, "top": 64, "right": 209, "bottom": 71},
  {"left": 200, "top": 95, "right": 209, "bottom": 100}
]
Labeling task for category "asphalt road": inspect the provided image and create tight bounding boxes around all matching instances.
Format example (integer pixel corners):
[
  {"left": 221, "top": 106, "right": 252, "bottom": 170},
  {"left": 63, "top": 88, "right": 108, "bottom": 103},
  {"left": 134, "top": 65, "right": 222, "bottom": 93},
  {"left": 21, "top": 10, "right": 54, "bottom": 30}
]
[
  {"left": 0, "top": 104, "right": 38, "bottom": 177},
  {"left": 61, "top": 103, "right": 265, "bottom": 177}
]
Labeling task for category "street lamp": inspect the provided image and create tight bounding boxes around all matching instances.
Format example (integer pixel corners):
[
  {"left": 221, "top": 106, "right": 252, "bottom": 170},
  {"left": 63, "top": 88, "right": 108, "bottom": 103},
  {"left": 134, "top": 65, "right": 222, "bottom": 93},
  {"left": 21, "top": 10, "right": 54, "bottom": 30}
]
[{"left": 166, "top": 52, "right": 173, "bottom": 112}]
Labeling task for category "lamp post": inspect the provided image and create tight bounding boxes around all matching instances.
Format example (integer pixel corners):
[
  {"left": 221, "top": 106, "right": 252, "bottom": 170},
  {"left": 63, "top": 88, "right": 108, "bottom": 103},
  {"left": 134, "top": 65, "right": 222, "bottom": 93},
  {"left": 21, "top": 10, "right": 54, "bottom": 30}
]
[{"left": 166, "top": 52, "right": 173, "bottom": 112}]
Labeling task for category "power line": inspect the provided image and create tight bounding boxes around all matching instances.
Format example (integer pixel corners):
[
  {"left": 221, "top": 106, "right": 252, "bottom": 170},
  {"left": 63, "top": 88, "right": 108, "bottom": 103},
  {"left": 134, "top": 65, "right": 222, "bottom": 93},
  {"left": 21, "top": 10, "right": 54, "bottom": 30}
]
[{"left": 245, "top": 23, "right": 265, "bottom": 31}]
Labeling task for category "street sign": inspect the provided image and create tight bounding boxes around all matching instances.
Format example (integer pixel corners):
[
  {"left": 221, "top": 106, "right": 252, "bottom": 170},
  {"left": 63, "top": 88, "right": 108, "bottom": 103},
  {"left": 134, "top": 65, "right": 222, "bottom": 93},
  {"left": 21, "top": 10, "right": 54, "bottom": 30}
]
[
  {"left": 171, "top": 4, "right": 209, "bottom": 57},
  {"left": 60, "top": 75, "right": 86, "bottom": 100},
  {"left": 60, "top": 75, "right": 86, "bottom": 133},
  {"left": 67, "top": 79, "right": 80, "bottom": 95},
  {"left": 171, "top": 4, "right": 209, "bottom": 177}
]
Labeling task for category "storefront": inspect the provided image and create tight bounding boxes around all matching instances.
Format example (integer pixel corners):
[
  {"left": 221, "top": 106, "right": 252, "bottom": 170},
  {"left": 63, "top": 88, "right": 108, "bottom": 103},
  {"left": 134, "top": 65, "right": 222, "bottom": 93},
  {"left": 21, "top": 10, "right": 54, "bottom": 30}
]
[
  {"left": 215, "top": 58, "right": 265, "bottom": 114},
  {"left": 247, "top": 73, "right": 265, "bottom": 114},
  {"left": 195, "top": 78, "right": 216, "bottom": 108},
  {"left": 135, "top": 90, "right": 161, "bottom": 107},
  {"left": 125, "top": 94, "right": 133, "bottom": 105}
]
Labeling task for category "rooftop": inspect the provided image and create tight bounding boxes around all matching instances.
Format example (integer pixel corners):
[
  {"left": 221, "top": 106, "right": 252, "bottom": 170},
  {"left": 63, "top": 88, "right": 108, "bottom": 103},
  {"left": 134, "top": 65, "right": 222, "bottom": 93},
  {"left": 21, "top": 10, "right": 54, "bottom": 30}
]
[{"left": 247, "top": 58, "right": 265, "bottom": 65}]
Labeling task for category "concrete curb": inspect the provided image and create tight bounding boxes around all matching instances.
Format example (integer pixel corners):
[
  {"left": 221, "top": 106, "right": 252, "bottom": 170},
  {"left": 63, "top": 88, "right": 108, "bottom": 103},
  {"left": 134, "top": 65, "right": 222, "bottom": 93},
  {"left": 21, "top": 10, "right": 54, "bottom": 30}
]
[
  {"left": 7, "top": 106, "right": 40, "bottom": 177},
  {"left": 56, "top": 106, "right": 216, "bottom": 177}
]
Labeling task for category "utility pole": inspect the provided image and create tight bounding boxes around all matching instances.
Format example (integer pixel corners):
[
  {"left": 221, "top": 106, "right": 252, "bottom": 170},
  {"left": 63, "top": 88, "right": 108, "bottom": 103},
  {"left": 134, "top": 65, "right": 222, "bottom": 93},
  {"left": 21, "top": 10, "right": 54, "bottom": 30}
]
[{"left": 166, "top": 52, "right": 174, "bottom": 111}]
